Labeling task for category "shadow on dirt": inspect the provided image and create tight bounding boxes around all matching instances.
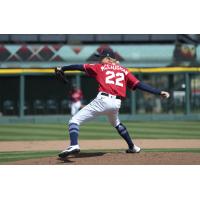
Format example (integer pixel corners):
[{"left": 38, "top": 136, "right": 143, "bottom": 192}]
[{"left": 57, "top": 152, "right": 106, "bottom": 163}]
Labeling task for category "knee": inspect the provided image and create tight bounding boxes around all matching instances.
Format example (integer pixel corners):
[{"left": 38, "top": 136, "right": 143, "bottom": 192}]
[
  {"left": 69, "top": 117, "right": 80, "bottom": 126},
  {"left": 111, "top": 119, "right": 121, "bottom": 128},
  {"left": 115, "top": 123, "right": 127, "bottom": 132}
]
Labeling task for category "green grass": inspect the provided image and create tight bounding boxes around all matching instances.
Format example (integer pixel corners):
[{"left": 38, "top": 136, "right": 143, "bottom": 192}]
[
  {"left": 0, "top": 148, "right": 200, "bottom": 164},
  {"left": 0, "top": 121, "right": 200, "bottom": 141},
  {"left": 0, "top": 150, "right": 58, "bottom": 163}
]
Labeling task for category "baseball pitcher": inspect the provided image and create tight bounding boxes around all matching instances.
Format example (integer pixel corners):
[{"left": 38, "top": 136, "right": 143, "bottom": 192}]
[{"left": 55, "top": 48, "right": 170, "bottom": 158}]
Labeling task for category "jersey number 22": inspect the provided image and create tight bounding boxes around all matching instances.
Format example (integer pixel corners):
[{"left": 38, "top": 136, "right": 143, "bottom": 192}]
[{"left": 105, "top": 71, "right": 124, "bottom": 87}]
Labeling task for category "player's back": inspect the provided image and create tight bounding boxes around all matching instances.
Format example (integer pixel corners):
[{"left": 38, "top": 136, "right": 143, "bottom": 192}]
[
  {"left": 96, "top": 63, "right": 129, "bottom": 97},
  {"left": 84, "top": 62, "right": 139, "bottom": 98}
]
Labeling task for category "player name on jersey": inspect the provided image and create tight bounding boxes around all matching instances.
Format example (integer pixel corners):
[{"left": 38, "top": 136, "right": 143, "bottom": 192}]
[{"left": 101, "top": 64, "right": 128, "bottom": 75}]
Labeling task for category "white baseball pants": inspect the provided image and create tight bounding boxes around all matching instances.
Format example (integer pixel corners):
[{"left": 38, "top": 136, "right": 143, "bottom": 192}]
[{"left": 69, "top": 92, "right": 121, "bottom": 127}]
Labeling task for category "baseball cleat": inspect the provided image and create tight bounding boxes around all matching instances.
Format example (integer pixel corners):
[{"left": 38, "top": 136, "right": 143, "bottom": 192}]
[
  {"left": 58, "top": 145, "right": 80, "bottom": 158},
  {"left": 126, "top": 144, "right": 141, "bottom": 153}
]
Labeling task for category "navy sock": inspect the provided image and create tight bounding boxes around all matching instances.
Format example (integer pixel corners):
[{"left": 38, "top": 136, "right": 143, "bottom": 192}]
[
  {"left": 115, "top": 123, "right": 134, "bottom": 149},
  {"left": 68, "top": 123, "right": 79, "bottom": 146}
]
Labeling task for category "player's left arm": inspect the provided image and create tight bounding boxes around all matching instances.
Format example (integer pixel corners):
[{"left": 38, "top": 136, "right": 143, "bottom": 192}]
[
  {"left": 54, "top": 64, "right": 85, "bottom": 84},
  {"left": 57, "top": 64, "right": 85, "bottom": 72},
  {"left": 127, "top": 73, "right": 170, "bottom": 99},
  {"left": 56, "top": 64, "right": 98, "bottom": 77}
]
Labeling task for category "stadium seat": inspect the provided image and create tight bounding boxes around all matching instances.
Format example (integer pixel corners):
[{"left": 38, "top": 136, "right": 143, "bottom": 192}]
[
  {"left": 33, "top": 99, "right": 45, "bottom": 114},
  {"left": 3, "top": 100, "right": 15, "bottom": 115},
  {"left": 17, "top": 101, "right": 29, "bottom": 115},
  {"left": 46, "top": 99, "right": 58, "bottom": 114},
  {"left": 60, "top": 99, "right": 70, "bottom": 114}
]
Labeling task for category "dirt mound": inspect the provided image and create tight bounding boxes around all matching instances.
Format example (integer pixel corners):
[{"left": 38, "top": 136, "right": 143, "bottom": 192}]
[
  {"left": 1, "top": 139, "right": 200, "bottom": 152},
  {"left": 6, "top": 152, "right": 200, "bottom": 165}
]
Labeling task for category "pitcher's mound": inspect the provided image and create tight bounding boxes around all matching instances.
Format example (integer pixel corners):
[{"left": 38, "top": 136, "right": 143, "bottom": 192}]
[{"left": 6, "top": 152, "right": 200, "bottom": 165}]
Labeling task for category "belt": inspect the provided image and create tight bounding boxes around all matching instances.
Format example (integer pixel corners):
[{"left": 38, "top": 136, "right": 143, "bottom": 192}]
[{"left": 100, "top": 92, "right": 122, "bottom": 100}]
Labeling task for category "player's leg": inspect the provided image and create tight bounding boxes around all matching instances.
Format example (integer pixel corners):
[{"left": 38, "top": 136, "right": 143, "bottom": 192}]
[
  {"left": 107, "top": 112, "right": 134, "bottom": 149},
  {"left": 68, "top": 98, "right": 106, "bottom": 144},
  {"left": 68, "top": 105, "right": 99, "bottom": 144},
  {"left": 59, "top": 98, "right": 105, "bottom": 158},
  {"left": 58, "top": 122, "right": 80, "bottom": 158},
  {"left": 107, "top": 112, "right": 141, "bottom": 153},
  {"left": 71, "top": 102, "right": 76, "bottom": 115}
]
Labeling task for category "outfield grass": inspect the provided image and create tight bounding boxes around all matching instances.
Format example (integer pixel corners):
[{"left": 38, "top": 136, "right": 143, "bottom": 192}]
[
  {"left": 0, "top": 121, "right": 200, "bottom": 141},
  {"left": 1, "top": 148, "right": 200, "bottom": 163}
]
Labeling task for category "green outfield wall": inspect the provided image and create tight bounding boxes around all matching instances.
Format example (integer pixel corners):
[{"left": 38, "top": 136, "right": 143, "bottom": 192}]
[{"left": 0, "top": 67, "right": 200, "bottom": 123}]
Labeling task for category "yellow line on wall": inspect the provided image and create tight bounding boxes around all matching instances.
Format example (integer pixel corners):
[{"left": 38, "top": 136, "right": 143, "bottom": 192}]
[
  {"left": 0, "top": 67, "right": 200, "bottom": 74},
  {"left": 129, "top": 67, "right": 200, "bottom": 73},
  {"left": 0, "top": 69, "right": 80, "bottom": 74}
]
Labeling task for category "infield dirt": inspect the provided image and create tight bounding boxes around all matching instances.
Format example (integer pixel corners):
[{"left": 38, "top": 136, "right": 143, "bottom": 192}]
[
  {"left": 1, "top": 139, "right": 200, "bottom": 165},
  {"left": 1, "top": 139, "right": 200, "bottom": 152},
  {"left": 6, "top": 152, "right": 200, "bottom": 165}
]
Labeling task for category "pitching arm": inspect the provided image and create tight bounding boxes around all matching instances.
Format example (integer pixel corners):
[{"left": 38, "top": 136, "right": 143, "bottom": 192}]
[
  {"left": 127, "top": 72, "right": 170, "bottom": 99},
  {"left": 136, "top": 82, "right": 170, "bottom": 98},
  {"left": 136, "top": 82, "right": 161, "bottom": 95}
]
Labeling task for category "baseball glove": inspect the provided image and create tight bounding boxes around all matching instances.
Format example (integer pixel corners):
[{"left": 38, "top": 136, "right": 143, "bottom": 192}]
[{"left": 55, "top": 67, "right": 69, "bottom": 84}]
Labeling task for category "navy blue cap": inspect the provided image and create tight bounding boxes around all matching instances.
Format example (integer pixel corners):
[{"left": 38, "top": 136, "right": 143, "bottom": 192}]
[{"left": 95, "top": 48, "right": 116, "bottom": 59}]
